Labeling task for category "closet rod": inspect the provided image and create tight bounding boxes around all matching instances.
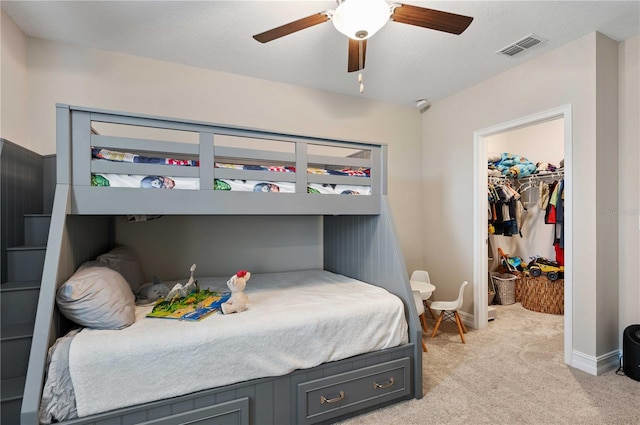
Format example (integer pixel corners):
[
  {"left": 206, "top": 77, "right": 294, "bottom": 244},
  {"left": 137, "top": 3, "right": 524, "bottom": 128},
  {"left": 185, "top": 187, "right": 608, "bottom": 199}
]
[
  {"left": 488, "top": 175, "right": 510, "bottom": 184},
  {"left": 488, "top": 170, "right": 564, "bottom": 184},
  {"left": 516, "top": 170, "right": 564, "bottom": 183}
]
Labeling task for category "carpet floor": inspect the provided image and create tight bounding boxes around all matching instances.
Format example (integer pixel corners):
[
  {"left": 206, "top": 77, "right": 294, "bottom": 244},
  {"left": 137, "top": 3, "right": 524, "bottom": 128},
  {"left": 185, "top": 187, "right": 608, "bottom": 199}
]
[{"left": 337, "top": 303, "right": 639, "bottom": 425}]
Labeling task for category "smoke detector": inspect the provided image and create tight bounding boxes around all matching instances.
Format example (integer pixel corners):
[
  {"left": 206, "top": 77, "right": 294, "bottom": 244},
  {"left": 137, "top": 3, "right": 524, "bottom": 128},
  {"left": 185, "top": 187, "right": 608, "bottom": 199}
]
[
  {"left": 416, "top": 99, "right": 431, "bottom": 113},
  {"left": 496, "top": 33, "right": 545, "bottom": 57}
]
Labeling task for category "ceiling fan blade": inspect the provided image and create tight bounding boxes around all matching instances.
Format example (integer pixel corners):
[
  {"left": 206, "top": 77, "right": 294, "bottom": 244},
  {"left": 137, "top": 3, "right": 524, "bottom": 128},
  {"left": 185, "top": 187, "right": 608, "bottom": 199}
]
[
  {"left": 253, "top": 13, "right": 330, "bottom": 43},
  {"left": 391, "top": 4, "right": 473, "bottom": 35},
  {"left": 348, "top": 38, "right": 367, "bottom": 72}
]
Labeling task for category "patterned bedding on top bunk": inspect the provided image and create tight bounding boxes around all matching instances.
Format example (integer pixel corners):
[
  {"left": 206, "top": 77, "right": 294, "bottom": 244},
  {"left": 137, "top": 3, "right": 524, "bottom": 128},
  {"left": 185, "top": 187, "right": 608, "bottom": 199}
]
[
  {"left": 40, "top": 269, "right": 408, "bottom": 423},
  {"left": 91, "top": 148, "right": 372, "bottom": 195}
]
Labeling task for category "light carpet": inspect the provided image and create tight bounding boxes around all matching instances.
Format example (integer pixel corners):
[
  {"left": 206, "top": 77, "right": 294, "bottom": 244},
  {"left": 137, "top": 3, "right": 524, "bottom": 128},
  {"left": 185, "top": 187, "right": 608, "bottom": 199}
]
[{"left": 337, "top": 303, "right": 639, "bottom": 425}]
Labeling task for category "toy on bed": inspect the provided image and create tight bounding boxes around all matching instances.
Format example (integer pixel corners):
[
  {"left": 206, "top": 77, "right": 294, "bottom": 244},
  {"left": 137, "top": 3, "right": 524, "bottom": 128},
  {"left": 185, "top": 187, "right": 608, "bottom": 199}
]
[
  {"left": 135, "top": 264, "right": 197, "bottom": 305},
  {"left": 146, "top": 264, "right": 231, "bottom": 321},
  {"left": 165, "top": 264, "right": 198, "bottom": 302},
  {"left": 136, "top": 276, "right": 170, "bottom": 304},
  {"left": 221, "top": 270, "right": 250, "bottom": 314}
]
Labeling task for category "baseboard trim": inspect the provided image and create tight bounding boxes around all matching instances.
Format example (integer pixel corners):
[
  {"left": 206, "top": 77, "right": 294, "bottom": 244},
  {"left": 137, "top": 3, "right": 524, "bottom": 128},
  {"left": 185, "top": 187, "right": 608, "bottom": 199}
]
[
  {"left": 459, "top": 310, "right": 474, "bottom": 328},
  {"left": 572, "top": 349, "right": 621, "bottom": 375}
]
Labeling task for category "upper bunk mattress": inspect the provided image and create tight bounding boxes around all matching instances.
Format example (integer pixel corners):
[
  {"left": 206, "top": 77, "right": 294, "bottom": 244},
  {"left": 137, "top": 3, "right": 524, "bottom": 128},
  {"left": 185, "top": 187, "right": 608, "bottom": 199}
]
[
  {"left": 67, "top": 269, "right": 408, "bottom": 418},
  {"left": 92, "top": 173, "right": 371, "bottom": 195},
  {"left": 90, "top": 147, "right": 372, "bottom": 195}
]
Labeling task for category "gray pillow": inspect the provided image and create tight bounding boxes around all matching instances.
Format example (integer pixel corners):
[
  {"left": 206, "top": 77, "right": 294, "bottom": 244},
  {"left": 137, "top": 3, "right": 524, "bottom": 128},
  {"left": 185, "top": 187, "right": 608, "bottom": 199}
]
[
  {"left": 56, "top": 267, "right": 135, "bottom": 330},
  {"left": 97, "top": 246, "right": 145, "bottom": 292}
]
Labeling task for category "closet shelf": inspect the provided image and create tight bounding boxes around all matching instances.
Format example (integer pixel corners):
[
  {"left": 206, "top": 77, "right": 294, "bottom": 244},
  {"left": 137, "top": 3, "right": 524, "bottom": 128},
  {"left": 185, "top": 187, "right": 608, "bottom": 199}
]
[{"left": 488, "top": 169, "right": 564, "bottom": 183}]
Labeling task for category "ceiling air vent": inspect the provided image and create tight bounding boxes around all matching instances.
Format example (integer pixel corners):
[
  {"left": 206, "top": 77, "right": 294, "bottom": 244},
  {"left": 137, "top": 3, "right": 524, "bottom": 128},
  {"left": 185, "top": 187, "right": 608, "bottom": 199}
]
[{"left": 496, "top": 33, "right": 545, "bottom": 57}]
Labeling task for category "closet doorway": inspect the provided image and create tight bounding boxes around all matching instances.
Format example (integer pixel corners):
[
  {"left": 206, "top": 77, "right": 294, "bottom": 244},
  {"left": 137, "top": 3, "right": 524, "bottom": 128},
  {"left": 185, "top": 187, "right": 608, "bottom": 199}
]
[{"left": 473, "top": 105, "right": 573, "bottom": 366}]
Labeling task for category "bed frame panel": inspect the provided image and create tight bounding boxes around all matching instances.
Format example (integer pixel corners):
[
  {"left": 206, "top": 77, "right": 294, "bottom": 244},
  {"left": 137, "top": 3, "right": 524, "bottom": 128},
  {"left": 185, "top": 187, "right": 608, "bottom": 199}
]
[
  {"left": 324, "top": 198, "right": 423, "bottom": 400},
  {"left": 21, "top": 106, "right": 422, "bottom": 425},
  {"left": 57, "top": 104, "right": 384, "bottom": 215},
  {"left": 31, "top": 345, "right": 412, "bottom": 425}
]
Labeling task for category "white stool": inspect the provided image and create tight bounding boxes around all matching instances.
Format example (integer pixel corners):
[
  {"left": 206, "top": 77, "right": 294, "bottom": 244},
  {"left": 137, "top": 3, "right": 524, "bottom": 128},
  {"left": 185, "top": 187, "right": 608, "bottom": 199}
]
[{"left": 410, "top": 270, "right": 436, "bottom": 319}]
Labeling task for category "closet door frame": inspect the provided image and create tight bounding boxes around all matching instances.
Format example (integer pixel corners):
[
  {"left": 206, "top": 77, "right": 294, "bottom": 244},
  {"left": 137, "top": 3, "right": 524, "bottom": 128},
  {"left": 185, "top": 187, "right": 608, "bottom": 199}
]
[{"left": 473, "top": 104, "right": 573, "bottom": 366}]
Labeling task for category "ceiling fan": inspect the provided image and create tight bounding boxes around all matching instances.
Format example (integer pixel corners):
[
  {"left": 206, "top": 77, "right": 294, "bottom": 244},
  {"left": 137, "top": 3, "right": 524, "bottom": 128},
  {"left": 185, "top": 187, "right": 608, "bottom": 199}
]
[{"left": 253, "top": 0, "right": 474, "bottom": 74}]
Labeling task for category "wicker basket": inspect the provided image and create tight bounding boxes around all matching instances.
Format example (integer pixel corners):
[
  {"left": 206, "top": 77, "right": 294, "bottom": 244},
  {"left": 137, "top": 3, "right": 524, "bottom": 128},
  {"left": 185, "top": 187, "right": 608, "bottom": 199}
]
[
  {"left": 492, "top": 273, "right": 516, "bottom": 305},
  {"left": 511, "top": 271, "right": 525, "bottom": 302},
  {"left": 521, "top": 277, "right": 564, "bottom": 315}
]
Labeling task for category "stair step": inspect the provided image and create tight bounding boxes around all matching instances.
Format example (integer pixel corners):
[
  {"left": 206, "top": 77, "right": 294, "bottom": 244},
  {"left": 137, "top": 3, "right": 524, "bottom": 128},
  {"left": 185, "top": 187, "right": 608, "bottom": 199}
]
[
  {"left": 6, "top": 246, "right": 46, "bottom": 282},
  {"left": 1, "top": 397, "right": 23, "bottom": 425},
  {"left": 0, "top": 282, "right": 40, "bottom": 326},
  {"left": 1, "top": 376, "right": 25, "bottom": 425},
  {"left": 1, "top": 323, "right": 35, "bottom": 340},
  {"left": 24, "top": 213, "right": 51, "bottom": 246},
  {"left": 1, "top": 334, "right": 32, "bottom": 379},
  {"left": 0, "top": 281, "right": 41, "bottom": 290},
  {"left": 1, "top": 324, "right": 35, "bottom": 379},
  {"left": 1, "top": 375, "right": 26, "bottom": 402}
]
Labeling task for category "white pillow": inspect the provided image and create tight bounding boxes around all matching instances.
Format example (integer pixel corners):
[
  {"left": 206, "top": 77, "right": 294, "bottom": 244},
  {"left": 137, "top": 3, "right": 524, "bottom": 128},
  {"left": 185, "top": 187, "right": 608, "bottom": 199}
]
[
  {"left": 97, "top": 246, "right": 145, "bottom": 292},
  {"left": 56, "top": 267, "right": 135, "bottom": 330}
]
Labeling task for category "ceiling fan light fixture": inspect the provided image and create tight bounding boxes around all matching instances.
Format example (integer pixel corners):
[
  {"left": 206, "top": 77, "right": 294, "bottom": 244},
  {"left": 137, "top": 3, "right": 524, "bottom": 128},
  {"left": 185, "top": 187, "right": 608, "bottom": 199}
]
[{"left": 332, "top": 0, "right": 390, "bottom": 40}]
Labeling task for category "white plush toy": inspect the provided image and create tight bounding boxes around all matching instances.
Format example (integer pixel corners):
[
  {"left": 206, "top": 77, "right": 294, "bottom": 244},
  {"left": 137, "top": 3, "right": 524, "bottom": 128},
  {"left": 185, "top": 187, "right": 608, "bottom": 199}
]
[{"left": 221, "top": 270, "right": 250, "bottom": 314}]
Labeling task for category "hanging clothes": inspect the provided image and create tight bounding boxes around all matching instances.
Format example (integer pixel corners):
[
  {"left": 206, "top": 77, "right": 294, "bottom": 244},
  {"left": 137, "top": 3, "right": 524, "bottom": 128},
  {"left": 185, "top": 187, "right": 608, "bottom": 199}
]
[
  {"left": 488, "top": 171, "right": 565, "bottom": 267},
  {"left": 544, "top": 180, "right": 559, "bottom": 224},
  {"left": 553, "top": 179, "right": 565, "bottom": 264},
  {"left": 539, "top": 181, "right": 550, "bottom": 209},
  {"left": 487, "top": 180, "right": 524, "bottom": 237}
]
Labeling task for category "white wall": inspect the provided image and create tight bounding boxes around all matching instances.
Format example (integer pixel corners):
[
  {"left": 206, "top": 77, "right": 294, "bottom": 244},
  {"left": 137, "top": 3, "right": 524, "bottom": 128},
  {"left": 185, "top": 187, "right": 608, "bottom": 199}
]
[
  {"left": 421, "top": 32, "right": 621, "bottom": 362},
  {"left": 0, "top": 30, "right": 424, "bottom": 274},
  {"left": 618, "top": 35, "right": 640, "bottom": 333},
  {"left": 0, "top": 10, "right": 29, "bottom": 147}
]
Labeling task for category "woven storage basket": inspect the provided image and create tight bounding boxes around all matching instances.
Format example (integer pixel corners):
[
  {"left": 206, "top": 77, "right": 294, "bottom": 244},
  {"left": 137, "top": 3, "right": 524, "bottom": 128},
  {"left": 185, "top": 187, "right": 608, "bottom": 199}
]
[
  {"left": 521, "top": 277, "right": 564, "bottom": 315},
  {"left": 492, "top": 273, "right": 516, "bottom": 305},
  {"left": 512, "top": 271, "right": 525, "bottom": 302}
]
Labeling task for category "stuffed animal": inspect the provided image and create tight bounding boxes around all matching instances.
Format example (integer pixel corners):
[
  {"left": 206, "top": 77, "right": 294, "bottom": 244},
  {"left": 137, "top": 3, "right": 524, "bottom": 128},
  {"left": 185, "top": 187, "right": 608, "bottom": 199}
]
[
  {"left": 221, "top": 270, "right": 250, "bottom": 314},
  {"left": 136, "top": 276, "right": 170, "bottom": 304}
]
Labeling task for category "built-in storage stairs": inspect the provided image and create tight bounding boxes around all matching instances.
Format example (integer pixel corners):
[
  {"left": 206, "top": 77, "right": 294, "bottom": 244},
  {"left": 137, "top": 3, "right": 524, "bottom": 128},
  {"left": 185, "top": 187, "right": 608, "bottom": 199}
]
[{"left": 1, "top": 214, "right": 50, "bottom": 425}]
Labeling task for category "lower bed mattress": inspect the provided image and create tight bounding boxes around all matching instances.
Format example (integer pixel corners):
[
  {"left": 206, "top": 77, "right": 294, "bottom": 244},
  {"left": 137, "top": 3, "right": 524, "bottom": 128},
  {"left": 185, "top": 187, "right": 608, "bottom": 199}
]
[{"left": 40, "top": 269, "right": 408, "bottom": 423}]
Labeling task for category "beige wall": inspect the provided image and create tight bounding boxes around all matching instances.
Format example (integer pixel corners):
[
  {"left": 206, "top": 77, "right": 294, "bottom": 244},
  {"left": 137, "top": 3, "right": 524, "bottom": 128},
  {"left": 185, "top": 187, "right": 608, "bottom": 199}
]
[
  {"left": 421, "top": 32, "right": 626, "bottom": 360},
  {"left": 1, "top": 10, "right": 29, "bottom": 147},
  {"left": 594, "top": 34, "right": 620, "bottom": 356},
  {"left": 0, "top": 27, "right": 424, "bottom": 274},
  {"left": 487, "top": 118, "right": 565, "bottom": 166},
  {"left": 618, "top": 35, "right": 640, "bottom": 335}
]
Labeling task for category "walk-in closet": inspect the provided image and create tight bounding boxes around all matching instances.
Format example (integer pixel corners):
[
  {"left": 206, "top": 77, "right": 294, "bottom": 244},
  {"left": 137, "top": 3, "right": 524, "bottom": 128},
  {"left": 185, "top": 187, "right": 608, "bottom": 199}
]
[{"left": 486, "top": 118, "right": 566, "bottom": 322}]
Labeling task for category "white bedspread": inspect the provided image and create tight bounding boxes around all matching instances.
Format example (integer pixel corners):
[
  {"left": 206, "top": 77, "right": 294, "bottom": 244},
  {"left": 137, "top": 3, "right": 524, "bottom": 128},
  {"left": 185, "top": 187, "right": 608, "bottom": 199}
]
[{"left": 69, "top": 270, "right": 408, "bottom": 418}]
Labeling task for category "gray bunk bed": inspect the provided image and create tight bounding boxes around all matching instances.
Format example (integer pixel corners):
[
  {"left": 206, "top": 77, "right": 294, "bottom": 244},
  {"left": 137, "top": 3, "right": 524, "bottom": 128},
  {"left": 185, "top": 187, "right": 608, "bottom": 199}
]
[{"left": 21, "top": 104, "right": 423, "bottom": 425}]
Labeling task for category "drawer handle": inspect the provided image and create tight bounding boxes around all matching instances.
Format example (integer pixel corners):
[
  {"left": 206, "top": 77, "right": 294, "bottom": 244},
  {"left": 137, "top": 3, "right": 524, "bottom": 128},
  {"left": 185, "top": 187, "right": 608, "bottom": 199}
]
[
  {"left": 320, "top": 391, "right": 345, "bottom": 404},
  {"left": 373, "top": 377, "right": 395, "bottom": 389}
]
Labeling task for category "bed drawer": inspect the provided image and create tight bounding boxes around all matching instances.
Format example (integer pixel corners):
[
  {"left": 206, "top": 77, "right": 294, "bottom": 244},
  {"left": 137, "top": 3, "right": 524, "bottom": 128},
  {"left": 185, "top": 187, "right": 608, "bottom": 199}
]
[
  {"left": 139, "top": 397, "right": 249, "bottom": 425},
  {"left": 297, "top": 357, "right": 411, "bottom": 424}
]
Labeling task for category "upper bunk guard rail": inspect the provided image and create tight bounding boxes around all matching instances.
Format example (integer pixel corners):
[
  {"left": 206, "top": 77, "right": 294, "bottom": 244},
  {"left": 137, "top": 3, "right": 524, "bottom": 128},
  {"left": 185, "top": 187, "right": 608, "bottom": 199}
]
[{"left": 57, "top": 104, "right": 386, "bottom": 215}]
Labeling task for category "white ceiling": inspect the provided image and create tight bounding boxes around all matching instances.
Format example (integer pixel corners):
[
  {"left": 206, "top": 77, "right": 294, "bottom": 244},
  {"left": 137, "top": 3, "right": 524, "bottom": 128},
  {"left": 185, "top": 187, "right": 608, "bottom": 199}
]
[{"left": 3, "top": 1, "right": 639, "bottom": 107}]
